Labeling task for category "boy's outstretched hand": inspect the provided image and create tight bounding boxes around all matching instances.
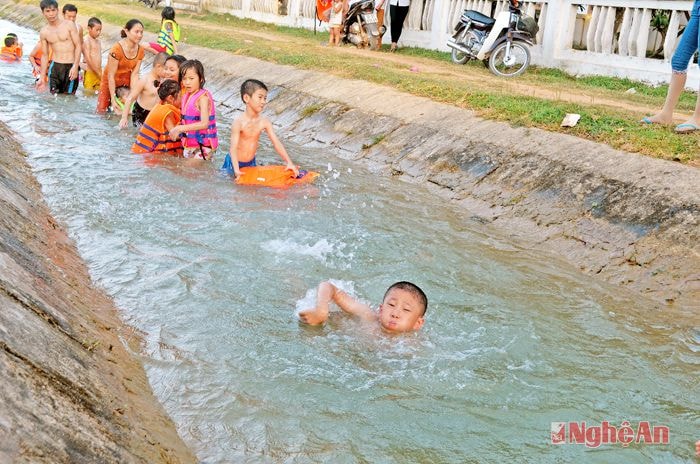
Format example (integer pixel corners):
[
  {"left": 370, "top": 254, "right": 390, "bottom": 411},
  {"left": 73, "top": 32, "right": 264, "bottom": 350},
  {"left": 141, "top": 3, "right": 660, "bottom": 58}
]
[
  {"left": 298, "top": 306, "right": 329, "bottom": 325},
  {"left": 286, "top": 162, "right": 300, "bottom": 178}
]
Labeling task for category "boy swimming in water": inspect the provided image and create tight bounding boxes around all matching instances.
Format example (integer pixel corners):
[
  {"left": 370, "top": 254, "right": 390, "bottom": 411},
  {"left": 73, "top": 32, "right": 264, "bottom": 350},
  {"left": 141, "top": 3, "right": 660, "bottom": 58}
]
[
  {"left": 298, "top": 281, "right": 428, "bottom": 334},
  {"left": 222, "top": 79, "right": 298, "bottom": 178}
]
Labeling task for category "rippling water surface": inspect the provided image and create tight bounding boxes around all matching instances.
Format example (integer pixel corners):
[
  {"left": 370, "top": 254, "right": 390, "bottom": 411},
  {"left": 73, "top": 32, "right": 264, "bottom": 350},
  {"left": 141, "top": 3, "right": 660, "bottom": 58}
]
[{"left": 1, "top": 20, "right": 698, "bottom": 463}]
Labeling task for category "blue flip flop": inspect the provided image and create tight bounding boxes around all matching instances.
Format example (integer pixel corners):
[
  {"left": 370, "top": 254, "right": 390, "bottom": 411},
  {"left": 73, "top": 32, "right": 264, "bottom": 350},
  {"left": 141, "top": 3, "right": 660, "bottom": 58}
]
[
  {"left": 674, "top": 122, "right": 700, "bottom": 134},
  {"left": 640, "top": 116, "right": 655, "bottom": 125}
]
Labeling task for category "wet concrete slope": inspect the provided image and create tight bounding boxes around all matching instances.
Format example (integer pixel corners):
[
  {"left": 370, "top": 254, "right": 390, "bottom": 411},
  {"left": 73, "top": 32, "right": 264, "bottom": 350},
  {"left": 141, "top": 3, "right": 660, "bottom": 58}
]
[{"left": 0, "top": 122, "right": 195, "bottom": 463}]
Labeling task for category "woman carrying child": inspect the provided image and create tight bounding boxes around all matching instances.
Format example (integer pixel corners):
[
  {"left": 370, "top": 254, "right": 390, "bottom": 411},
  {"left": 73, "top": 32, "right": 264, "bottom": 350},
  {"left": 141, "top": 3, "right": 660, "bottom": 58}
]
[
  {"left": 132, "top": 79, "right": 182, "bottom": 156},
  {"left": 168, "top": 59, "right": 218, "bottom": 160},
  {"left": 96, "top": 19, "right": 145, "bottom": 114}
]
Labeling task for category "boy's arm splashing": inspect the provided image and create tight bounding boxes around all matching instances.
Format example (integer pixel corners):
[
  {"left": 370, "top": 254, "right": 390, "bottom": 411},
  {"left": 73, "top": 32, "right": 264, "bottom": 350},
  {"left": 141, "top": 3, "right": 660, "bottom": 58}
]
[{"left": 299, "top": 281, "right": 374, "bottom": 325}]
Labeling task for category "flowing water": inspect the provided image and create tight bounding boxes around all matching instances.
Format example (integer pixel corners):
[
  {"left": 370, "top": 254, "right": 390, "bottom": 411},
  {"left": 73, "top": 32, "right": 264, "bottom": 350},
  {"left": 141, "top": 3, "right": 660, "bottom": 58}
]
[{"left": 1, "top": 21, "right": 698, "bottom": 464}]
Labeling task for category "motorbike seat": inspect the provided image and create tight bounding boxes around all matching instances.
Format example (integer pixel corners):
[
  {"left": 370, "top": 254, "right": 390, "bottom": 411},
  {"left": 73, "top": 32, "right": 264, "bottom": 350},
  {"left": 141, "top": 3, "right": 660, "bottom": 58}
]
[{"left": 463, "top": 10, "right": 495, "bottom": 26}]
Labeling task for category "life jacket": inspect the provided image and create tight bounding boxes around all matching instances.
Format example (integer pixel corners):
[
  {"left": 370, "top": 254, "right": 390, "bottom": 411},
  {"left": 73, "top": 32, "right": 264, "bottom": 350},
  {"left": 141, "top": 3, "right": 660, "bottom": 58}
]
[
  {"left": 316, "top": 0, "right": 332, "bottom": 21},
  {"left": 132, "top": 103, "right": 183, "bottom": 155},
  {"left": 180, "top": 88, "right": 218, "bottom": 149},
  {"left": 0, "top": 45, "right": 22, "bottom": 62},
  {"left": 30, "top": 47, "right": 52, "bottom": 80},
  {"left": 157, "top": 19, "right": 180, "bottom": 55}
]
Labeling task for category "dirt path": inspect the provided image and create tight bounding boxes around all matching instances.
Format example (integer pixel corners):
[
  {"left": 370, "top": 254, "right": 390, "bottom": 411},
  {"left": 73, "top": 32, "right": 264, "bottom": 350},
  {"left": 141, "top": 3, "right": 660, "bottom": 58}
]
[{"left": 158, "top": 9, "right": 689, "bottom": 119}]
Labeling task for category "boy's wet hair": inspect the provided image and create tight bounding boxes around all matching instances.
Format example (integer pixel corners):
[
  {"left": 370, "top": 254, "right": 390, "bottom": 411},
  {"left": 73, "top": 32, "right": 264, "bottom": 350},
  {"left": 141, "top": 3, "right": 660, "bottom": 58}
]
[
  {"left": 62, "top": 3, "right": 77, "bottom": 13},
  {"left": 4, "top": 36, "right": 16, "bottom": 47},
  {"left": 120, "top": 19, "right": 143, "bottom": 39},
  {"left": 161, "top": 6, "right": 176, "bottom": 21},
  {"left": 166, "top": 54, "right": 187, "bottom": 66},
  {"left": 87, "top": 17, "right": 102, "bottom": 28},
  {"left": 39, "top": 0, "right": 58, "bottom": 11},
  {"left": 115, "top": 86, "right": 130, "bottom": 99},
  {"left": 179, "top": 59, "right": 205, "bottom": 87},
  {"left": 154, "top": 52, "right": 169, "bottom": 67},
  {"left": 384, "top": 281, "right": 428, "bottom": 315},
  {"left": 240, "top": 79, "right": 268, "bottom": 102},
  {"left": 158, "top": 79, "right": 180, "bottom": 101}
]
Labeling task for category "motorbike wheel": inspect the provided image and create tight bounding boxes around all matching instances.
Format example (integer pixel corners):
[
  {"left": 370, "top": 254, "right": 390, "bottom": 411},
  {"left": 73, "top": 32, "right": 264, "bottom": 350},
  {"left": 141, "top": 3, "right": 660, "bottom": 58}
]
[
  {"left": 488, "top": 40, "right": 530, "bottom": 78},
  {"left": 451, "top": 48, "right": 471, "bottom": 65}
]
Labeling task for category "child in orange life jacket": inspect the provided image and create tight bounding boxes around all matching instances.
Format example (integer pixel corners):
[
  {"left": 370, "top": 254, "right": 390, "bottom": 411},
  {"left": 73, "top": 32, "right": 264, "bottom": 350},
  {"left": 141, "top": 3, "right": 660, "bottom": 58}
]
[
  {"left": 168, "top": 59, "right": 218, "bottom": 160},
  {"left": 1, "top": 33, "right": 23, "bottom": 62},
  {"left": 28, "top": 40, "right": 50, "bottom": 83},
  {"left": 132, "top": 79, "right": 182, "bottom": 156}
]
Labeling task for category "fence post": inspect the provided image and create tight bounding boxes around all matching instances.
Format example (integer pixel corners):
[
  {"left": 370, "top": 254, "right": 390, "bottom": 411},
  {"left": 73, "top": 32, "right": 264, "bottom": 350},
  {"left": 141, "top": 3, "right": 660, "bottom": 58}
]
[
  {"left": 540, "top": 0, "right": 573, "bottom": 67},
  {"left": 430, "top": 0, "right": 450, "bottom": 48}
]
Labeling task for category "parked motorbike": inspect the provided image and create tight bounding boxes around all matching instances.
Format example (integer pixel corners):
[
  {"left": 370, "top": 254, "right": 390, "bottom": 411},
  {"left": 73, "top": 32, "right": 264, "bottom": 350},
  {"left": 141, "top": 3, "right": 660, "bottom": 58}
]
[
  {"left": 139, "top": 0, "right": 170, "bottom": 8},
  {"left": 446, "top": 0, "right": 537, "bottom": 77},
  {"left": 343, "top": 0, "right": 386, "bottom": 50}
]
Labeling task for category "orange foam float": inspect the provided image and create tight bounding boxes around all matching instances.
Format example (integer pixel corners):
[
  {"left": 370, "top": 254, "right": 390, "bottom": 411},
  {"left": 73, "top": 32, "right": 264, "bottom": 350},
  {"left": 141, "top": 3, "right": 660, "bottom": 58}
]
[{"left": 236, "top": 165, "right": 320, "bottom": 189}]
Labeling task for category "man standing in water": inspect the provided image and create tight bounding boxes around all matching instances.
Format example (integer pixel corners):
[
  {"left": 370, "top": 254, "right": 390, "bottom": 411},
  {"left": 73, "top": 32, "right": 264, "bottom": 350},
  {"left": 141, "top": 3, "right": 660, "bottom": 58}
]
[{"left": 37, "top": 0, "right": 82, "bottom": 94}]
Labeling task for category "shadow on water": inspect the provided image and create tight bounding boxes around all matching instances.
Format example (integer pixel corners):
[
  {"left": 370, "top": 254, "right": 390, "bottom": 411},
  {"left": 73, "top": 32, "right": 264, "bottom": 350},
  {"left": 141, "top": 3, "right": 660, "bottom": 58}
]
[{"left": 0, "top": 20, "right": 698, "bottom": 464}]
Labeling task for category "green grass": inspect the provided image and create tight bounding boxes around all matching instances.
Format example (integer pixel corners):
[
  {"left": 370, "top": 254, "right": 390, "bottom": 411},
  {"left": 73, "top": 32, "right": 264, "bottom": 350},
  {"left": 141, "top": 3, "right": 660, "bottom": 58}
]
[{"left": 7, "top": 0, "right": 699, "bottom": 163}]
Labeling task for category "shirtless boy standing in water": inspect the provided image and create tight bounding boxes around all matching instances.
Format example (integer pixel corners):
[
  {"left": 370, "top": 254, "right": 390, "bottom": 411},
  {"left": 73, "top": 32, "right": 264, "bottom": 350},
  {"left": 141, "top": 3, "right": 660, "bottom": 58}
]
[
  {"left": 37, "top": 0, "right": 81, "bottom": 95},
  {"left": 224, "top": 79, "right": 298, "bottom": 179}
]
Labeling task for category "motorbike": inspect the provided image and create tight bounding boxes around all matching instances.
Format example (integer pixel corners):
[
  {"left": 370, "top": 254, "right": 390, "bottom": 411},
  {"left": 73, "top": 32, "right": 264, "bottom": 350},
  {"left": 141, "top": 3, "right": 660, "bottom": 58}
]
[
  {"left": 446, "top": 0, "right": 537, "bottom": 77},
  {"left": 139, "top": 0, "right": 170, "bottom": 8},
  {"left": 342, "top": 0, "right": 386, "bottom": 50}
]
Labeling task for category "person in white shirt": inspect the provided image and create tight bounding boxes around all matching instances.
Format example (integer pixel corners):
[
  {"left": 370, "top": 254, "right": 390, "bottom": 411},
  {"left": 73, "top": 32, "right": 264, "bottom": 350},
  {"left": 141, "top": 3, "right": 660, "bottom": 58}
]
[{"left": 388, "top": 0, "right": 410, "bottom": 51}]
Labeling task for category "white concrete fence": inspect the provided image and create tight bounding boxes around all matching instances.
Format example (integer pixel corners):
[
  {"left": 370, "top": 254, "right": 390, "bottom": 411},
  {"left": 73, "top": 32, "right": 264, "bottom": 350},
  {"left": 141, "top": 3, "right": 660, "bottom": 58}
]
[{"left": 173, "top": 0, "right": 700, "bottom": 87}]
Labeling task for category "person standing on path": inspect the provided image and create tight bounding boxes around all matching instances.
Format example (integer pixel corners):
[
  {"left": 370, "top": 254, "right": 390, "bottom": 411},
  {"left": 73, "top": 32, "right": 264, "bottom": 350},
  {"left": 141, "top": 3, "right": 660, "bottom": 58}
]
[
  {"left": 642, "top": 0, "right": 700, "bottom": 133},
  {"left": 375, "top": 0, "right": 386, "bottom": 49},
  {"left": 388, "top": 0, "right": 410, "bottom": 52}
]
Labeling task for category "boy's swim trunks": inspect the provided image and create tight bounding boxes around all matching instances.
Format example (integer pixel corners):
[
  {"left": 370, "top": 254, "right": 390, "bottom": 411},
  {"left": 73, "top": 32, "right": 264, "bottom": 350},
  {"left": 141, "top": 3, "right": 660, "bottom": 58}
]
[
  {"left": 132, "top": 100, "right": 150, "bottom": 128},
  {"left": 83, "top": 69, "right": 100, "bottom": 92},
  {"left": 238, "top": 158, "right": 257, "bottom": 168},
  {"left": 49, "top": 62, "right": 78, "bottom": 95}
]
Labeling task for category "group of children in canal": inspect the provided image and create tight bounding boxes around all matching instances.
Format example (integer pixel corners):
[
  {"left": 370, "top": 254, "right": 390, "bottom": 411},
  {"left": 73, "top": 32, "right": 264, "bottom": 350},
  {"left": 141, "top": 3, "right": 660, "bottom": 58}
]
[{"left": 2, "top": 0, "right": 429, "bottom": 335}]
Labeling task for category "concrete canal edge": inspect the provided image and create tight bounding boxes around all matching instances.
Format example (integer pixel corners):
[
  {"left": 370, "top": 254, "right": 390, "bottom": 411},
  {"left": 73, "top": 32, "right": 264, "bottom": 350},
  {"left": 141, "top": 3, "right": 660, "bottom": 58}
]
[{"left": 0, "top": 120, "right": 195, "bottom": 462}]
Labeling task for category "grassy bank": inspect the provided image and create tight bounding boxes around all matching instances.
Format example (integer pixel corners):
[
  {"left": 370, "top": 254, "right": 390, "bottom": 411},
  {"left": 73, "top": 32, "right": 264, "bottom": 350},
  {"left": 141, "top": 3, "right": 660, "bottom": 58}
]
[{"left": 8, "top": 0, "right": 699, "bottom": 163}]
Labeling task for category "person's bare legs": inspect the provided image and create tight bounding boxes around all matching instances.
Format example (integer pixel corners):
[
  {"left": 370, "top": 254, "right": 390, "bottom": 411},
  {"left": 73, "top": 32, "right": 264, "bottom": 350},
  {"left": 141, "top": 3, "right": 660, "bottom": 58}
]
[
  {"left": 675, "top": 85, "right": 700, "bottom": 131},
  {"left": 645, "top": 72, "right": 686, "bottom": 124}
]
